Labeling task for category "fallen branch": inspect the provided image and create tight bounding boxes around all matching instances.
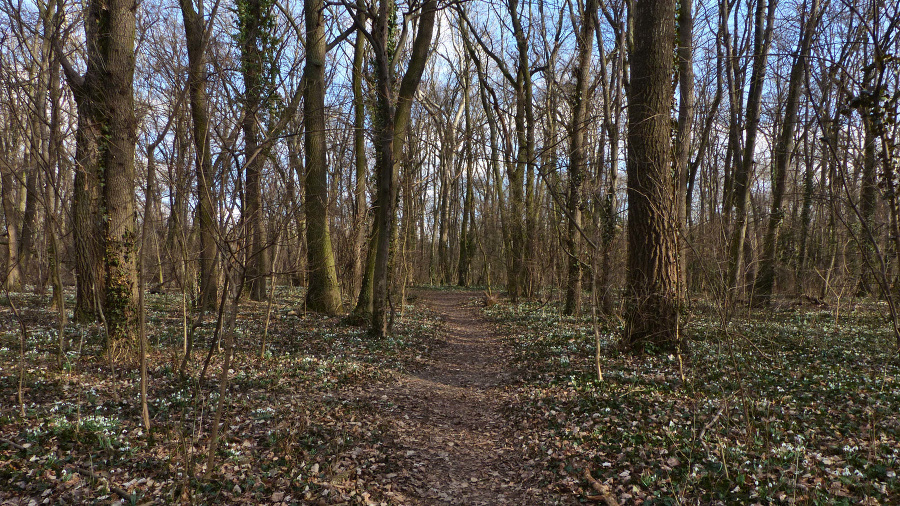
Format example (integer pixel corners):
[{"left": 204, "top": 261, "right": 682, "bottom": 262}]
[
  {"left": 697, "top": 396, "right": 732, "bottom": 443},
  {"left": 69, "top": 464, "right": 134, "bottom": 500},
  {"left": 583, "top": 467, "right": 619, "bottom": 506},
  {"left": 0, "top": 437, "right": 25, "bottom": 450}
]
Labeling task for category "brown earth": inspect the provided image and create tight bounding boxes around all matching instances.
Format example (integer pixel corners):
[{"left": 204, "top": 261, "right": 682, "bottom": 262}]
[{"left": 359, "top": 289, "right": 573, "bottom": 505}]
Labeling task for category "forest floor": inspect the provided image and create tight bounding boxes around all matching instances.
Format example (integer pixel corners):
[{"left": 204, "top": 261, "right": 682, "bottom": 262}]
[
  {"left": 0, "top": 287, "right": 573, "bottom": 505},
  {"left": 1, "top": 287, "right": 899, "bottom": 505}
]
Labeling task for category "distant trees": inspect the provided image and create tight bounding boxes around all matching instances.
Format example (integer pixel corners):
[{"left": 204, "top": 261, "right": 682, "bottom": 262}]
[
  {"left": 0, "top": 0, "right": 898, "bottom": 350},
  {"left": 753, "top": 0, "right": 822, "bottom": 303},
  {"left": 725, "top": 0, "right": 776, "bottom": 294}
]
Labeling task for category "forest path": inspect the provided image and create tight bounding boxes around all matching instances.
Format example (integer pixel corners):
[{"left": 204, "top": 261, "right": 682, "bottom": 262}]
[{"left": 361, "top": 289, "right": 572, "bottom": 505}]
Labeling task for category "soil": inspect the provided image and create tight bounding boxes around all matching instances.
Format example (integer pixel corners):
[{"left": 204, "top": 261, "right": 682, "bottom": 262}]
[{"left": 359, "top": 289, "right": 573, "bottom": 505}]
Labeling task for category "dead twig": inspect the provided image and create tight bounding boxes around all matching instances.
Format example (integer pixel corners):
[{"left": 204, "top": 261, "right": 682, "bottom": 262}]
[{"left": 583, "top": 467, "right": 619, "bottom": 506}]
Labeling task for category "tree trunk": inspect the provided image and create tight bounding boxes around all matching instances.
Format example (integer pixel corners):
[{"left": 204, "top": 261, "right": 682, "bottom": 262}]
[
  {"left": 70, "top": 95, "right": 102, "bottom": 322},
  {"left": 94, "top": 0, "right": 139, "bottom": 347},
  {"left": 622, "top": 0, "right": 680, "bottom": 350},
  {"left": 352, "top": 22, "right": 368, "bottom": 299},
  {"left": 19, "top": 160, "right": 37, "bottom": 285},
  {"left": 674, "top": 0, "right": 694, "bottom": 299},
  {"left": 180, "top": 0, "right": 219, "bottom": 310},
  {"left": 1, "top": 165, "right": 22, "bottom": 291},
  {"left": 457, "top": 68, "right": 475, "bottom": 287},
  {"left": 303, "top": 0, "right": 343, "bottom": 314},
  {"left": 564, "top": 0, "right": 596, "bottom": 316},
  {"left": 353, "top": 228, "right": 377, "bottom": 318},
  {"left": 754, "top": 0, "right": 821, "bottom": 303},
  {"left": 239, "top": 0, "right": 269, "bottom": 302},
  {"left": 370, "top": 0, "right": 437, "bottom": 336},
  {"left": 593, "top": 3, "right": 626, "bottom": 315}
]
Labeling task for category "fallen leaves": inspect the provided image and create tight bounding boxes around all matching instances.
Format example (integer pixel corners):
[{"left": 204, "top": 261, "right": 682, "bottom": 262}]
[
  {"left": 487, "top": 298, "right": 900, "bottom": 504},
  {"left": 4, "top": 289, "right": 900, "bottom": 504},
  {"left": 0, "top": 287, "right": 439, "bottom": 505}
]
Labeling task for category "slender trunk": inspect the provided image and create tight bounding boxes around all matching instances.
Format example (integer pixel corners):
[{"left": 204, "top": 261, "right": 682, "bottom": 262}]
[
  {"left": 457, "top": 70, "right": 475, "bottom": 287},
  {"left": 564, "top": 0, "right": 596, "bottom": 316},
  {"left": 47, "top": 23, "right": 67, "bottom": 362},
  {"left": 726, "top": 0, "right": 776, "bottom": 294},
  {"left": 594, "top": 9, "right": 625, "bottom": 315},
  {"left": 1, "top": 167, "right": 22, "bottom": 291},
  {"left": 18, "top": 166, "right": 37, "bottom": 284},
  {"left": 353, "top": 228, "right": 377, "bottom": 318},
  {"left": 506, "top": 0, "right": 533, "bottom": 301},
  {"left": 180, "top": 0, "right": 219, "bottom": 310},
  {"left": 754, "top": 0, "right": 820, "bottom": 302},
  {"left": 240, "top": 0, "right": 269, "bottom": 302},
  {"left": 437, "top": 148, "right": 451, "bottom": 283},
  {"left": 674, "top": 0, "right": 694, "bottom": 299},
  {"left": 352, "top": 24, "right": 368, "bottom": 297}
]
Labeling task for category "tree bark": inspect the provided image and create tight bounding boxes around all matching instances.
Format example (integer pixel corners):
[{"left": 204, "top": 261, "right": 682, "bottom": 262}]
[
  {"left": 303, "top": 0, "right": 343, "bottom": 314},
  {"left": 180, "top": 0, "right": 219, "bottom": 310},
  {"left": 70, "top": 89, "right": 103, "bottom": 322},
  {"left": 94, "top": 0, "right": 139, "bottom": 347},
  {"left": 622, "top": 0, "right": 680, "bottom": 350}
]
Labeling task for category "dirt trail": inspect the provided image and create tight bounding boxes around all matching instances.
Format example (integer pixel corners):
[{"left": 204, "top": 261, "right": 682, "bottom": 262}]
[{"left": 364, "top": 290, "right": 571, "bottom": 505}]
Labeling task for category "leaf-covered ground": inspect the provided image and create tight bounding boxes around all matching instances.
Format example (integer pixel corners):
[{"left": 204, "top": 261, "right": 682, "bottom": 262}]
[
  {"left": 2, "top": 288, "right": 899, "bottom": 504},
  {"left": 0, "top": 287, "right": 444, "bottom": 504},
  {"left": 485, "top": 297, "right": 900, "bottom": 505},
  {"left": 1, "top": 287, "right": 577, "bottom": 505}
]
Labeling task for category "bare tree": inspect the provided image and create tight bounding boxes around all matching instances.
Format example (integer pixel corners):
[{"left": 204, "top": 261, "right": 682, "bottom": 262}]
[
  {"left": 303, "top": 0, "right": 343, "bottom": 314},
  {"left": 356, "top": 0, "right": 438, "bottom": 336},
  {"left": 622, "top": 0, "right": 680, "bottom": 349},
  {"left": 753, "top": 0, "right": 822, "bottom": 303},
  {"left": 179, "top": 0, "right": 220, "bottom": 310}
]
